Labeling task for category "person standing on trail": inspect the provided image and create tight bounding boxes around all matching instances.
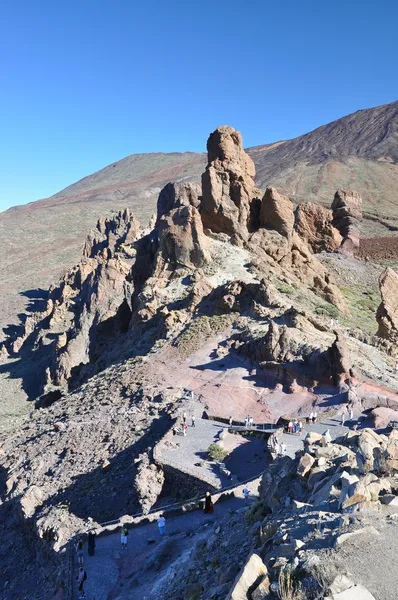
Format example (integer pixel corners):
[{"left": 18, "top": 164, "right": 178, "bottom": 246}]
[
  {"left": 244, "top": 416, "right": 248, "bottom": 428},
  {"left": 77, "top": 566, "right": 87, "bottom": 598},
  {"left": 243, "top": 486, "right": 250, "bottom": 503},
  {"left": 183, "top": 412, "right": 187, "bottom": 424},
  {"left": 309, "top": 411, "right": 314, "bottom": 423},
  {"left": 157, "top": 514, "right": 166, "bottom": 535},
  {"left": 191, "top": 414, "right": 196, "bottom": 427},
  {"left": 183, "top": 423, "right": 187, "bottom": 436},
  {"left": 121, "top": 524, "right": 129, "bottom": 550},
  {"left": 75, "top": 538, "right": 84, "bottom": 567},
  {"left": 349, "top": 407, "right": 354, "bottom": 420},
  {"left": 204, "top": 491, "right": 214, "bottom": 513},
  {"left": 313, "top": 411, "right": 317, "bottom": 424},
  {"left": 88, "top": 531, "right": 96, "bottom": 556},
  {"left": 229, "top": 416, "right": 233, "bottom": 427},
  {"left": 341, "top": 412, "right": 346, "bottom": 426}
]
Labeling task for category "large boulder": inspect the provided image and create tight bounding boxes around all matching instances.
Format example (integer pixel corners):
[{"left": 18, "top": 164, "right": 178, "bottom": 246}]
[
  {"left": 294, "top": 202, "right": 342, "bottom": 253},
  {"left": 225, "top": 553, "right": 269, "bottom": 600},
  {"left": 376, "top": 268, "right": 398, "bottom": 342},
  {"left": 201, "top": 125, "right": 259, "bottom": 240},
  {"left": 260, "top": 187, "right": 295, "bottom": 237},
  {"left": 157, "top": 204, "right": 210, "bottom": 269},
  {"left": 331, "top": 190, "right": 362, "bottom": 254},
  {"left": 156, "top": 181, "right": 201, "bottom": 223}
]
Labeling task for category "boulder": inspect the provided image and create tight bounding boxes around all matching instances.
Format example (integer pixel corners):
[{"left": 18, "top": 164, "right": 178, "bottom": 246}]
[
  {"left": 331, "top": 189, "right": 362, "bottom": 254},
  {"left": 201, "top": 125, "right": 259, "bottom": 240},
  {"left": 225, "top": 553, "right": 268, "bottom": 600},
  {"left": 157, "top": 204, "right": 210, "bottom": 269},
  {"left": 294, "top": 202, "right": 342, "bottom": 252},
  {"left": 297, "top": 453, "right": 315, "bottom": 477},
  {"left": 156, "top": 181, "right": 201, "bottom": 223},
  {"left": 371, "top": 407, "right": 398, "bottom": 429},
  {"left": 260, "top": 187, "right": 295, "bottom": 237},
  {"left": 376, "top": 268, "right": 398, "bottom": 342}
]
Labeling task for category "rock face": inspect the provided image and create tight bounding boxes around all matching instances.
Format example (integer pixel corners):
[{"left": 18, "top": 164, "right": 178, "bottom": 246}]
[
  {"left": 83, "top": 209, "right": 140, "bottom": 258},
  {"left": 294, "top": 202, "right": 342, "bottom": 253},
  {"left": 157, "top": 204, "right": 209, "bottom": 269},
  {"left": 201, "top": 125, "right": 259, "bottom": 239},
  {"left": 156, "top": 181, "right": 201, "bottom": 223},
  {"left": 376, "top": 268, "right": 398, "bottom": 342},
  {"left": 332, "top": 190, "right": 362, "bottom": 253},
  {"left": 260, "top": 187, "right": 295, "bottom": 237},
  {"left": 225, "top": 553, "right": 269, "bottom": 600},
  {"left": 133, "top": 453, "right": 165, "bottom": 514}
]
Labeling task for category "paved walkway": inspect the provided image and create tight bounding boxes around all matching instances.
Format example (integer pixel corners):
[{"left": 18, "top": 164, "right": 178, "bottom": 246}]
[
  {"left": 72, "top": 413, "right": 359, "bottom": 599},
  {"left": 72, "top": 494, "right": 250, "bottom": 600}
]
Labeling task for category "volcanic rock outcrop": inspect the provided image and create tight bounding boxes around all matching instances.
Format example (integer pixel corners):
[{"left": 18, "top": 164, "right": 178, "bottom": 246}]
[
  {"left": 376, "top": 268, "right": 398, "bottom": 343},
  {"left": 332, "top": 189, "right": 362, "bottom": 253},
  {"left": 260, "top": 187, "right": 295, "bottom": 237},
  {"left": 294, "top": 202, "right": 342, "bottom": 253},
  {"left": 201, "top": 125, "right": 260, "bottom": 240},
  {"left": 156, "top": 181, "right": 201, "bottom": 223}
]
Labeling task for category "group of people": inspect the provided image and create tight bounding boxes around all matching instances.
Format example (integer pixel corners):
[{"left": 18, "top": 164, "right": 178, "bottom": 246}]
[
  {"left": 340, "top": 405, "right": 354, "bottom": 425},
  {"left": 287, "top": 419, "right": 303, "bottom": 434},
  {"left": 244, "top": 415, "right": 255, "bottom": 428},
  {"left": 173, "top": 411, "right": 196, "bottom": 436},
  {"left": 269, "top": 434, "right": 287, "bottom": 457},
  {"left": 308, "top": 411, "right": 318, "bottom": 424},
  {"left": 75, "top": 533, "right": 96, "bottom": 598}
]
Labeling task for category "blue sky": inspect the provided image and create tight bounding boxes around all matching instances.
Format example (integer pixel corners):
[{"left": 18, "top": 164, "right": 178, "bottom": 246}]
[{"left": 0, "top": 0, "right": 397, "bottom": 211}]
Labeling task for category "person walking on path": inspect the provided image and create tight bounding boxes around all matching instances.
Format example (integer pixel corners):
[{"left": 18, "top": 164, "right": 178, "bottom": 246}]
[
  {"left": 88, "top": 531, "right": 96, "bottom": 556},
  {"left": 76, "top": 567, "right": 87, "bottom": 599},
  {"left": 341, "top": 412, "right": 346, "bottom": 426},
  {"left": 75, "top": 538, "right": 84, "bottom": 567},
  {"left": 183, "top": 423, "right": 187, "bottom": 436},
  {"left": 157, "top": 514, "right": 166, "bottom": 536},
  {"left": 121, "top": 524, "right": 129, "bottom": 550},
  {"left": 243, "top": 485, "right": 250, "bottom": 503},
  {"left": 229, "top": 416, "right": 233, "bottom": 427},
  {"left": 191, "top": 415, "right": 195, "bottom": 427},
  {"left": 313, "top": 411, "right": 317, "bottom": 424},
  {"left": 204, "top": 491, "right": 214, "bottom": 513},
  {"left": 349, "top": 407, "right": 354, "bottom": 420},
  {"left": 183, "top": 412, "right": 187, "bottom": 424},
  {"left": 309, "top": 411, "right": 314, "bottom": 424}
]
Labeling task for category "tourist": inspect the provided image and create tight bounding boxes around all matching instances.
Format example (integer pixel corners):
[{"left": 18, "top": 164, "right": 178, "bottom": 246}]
[
  {"left": 75, "top": 538, "right": 84, "bottom": 567},
  {"left": 341, "top": 412, "right": 346, "bottom": 426},
  {"left": 76, "top": 566, "right": 87, "bottom": 599},
  {"left": 183, "top": 423, "right": 187, "bottom": 436},
  {"left": 229, "top": 416, "right": 233, "bottom": 427},
  {"left": 288, "top": 421, "right": 293, "bottom": 434},
  {"left": 293, "top": 420, "right": 299, "bottom": 433},
  {"left": 309, "top": 411, "right": 314, "bottom": 423},
  {"left": 313, "top": 411, "right": 317, "bottom": 424},
  {"left": 330, "top": 318, "right": 334, "bottom": 328},
  {"left": 244, "top": 416, "right": 248, "bottom": 428},
  {"left": 157, "top": 514, "right": 166, "bottom": 535},
  {"left": 298, "top": 420, "right": 303, "bottom": 433},
  {"left": 243, "top": 485, "right": 250, "bottom": 502},
  {"left": 191, "top": 414, "right": 196, "bottom": 427},
  {"left": 349, "top": 407, "right": 354, "bottom": 420},
  {"left": 249, "top": 416, "right": 254, "bottom": 427},
  {"left": 87, "top": 531, "right": 96, "bottom": 556},
  {"left": 183, "top": 411, "right": 187, "bottom": 424},
  {"left": 120, "top": 524, "right": 129, "bottom": 550},
  {"left": 204, "top": 491, "right": 214, "bottom": 513}
]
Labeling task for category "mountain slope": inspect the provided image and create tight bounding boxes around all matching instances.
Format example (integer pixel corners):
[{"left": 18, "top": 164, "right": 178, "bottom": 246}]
[{"left": 0, "top": 101, "right": 397, "bottom": 341}]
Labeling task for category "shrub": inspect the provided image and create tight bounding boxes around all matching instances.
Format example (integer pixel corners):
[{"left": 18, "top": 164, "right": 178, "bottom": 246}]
[
  {"left": 207, "top": 443, "right": 228, "bottom": 461},
  {"left": 277, "top": 283, "right": 295, "bottom": 295},
  {"left": 314, "top": 303, "right": 339, "bottom": 318},
  {"left": 244, "top": 501, "right": 270, "bottom": 525}
]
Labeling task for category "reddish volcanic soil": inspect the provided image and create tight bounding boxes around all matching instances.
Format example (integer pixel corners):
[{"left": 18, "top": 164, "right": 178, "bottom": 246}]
[{"left": 355, "top": 237, "right": 398, "bottom": 261}]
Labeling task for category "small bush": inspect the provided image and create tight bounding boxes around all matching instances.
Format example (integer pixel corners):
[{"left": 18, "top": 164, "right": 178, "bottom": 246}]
[
  {"left": 208, "top": 443, "right": 228, "bottom": 461},
  {"left": 244, "top": 501, "right": 270, "bottom": 525},
  {"left": 277, "top": 283, "right": 295, "bottom": 295},
  {"left": 314, "top": 303, "right": 339, "bottom": 318},
  {"left": 278, "top": 565, "right": 304, "bottom": 600}
]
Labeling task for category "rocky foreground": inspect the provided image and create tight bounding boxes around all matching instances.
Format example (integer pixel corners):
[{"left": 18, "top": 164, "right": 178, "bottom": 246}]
[{"left": 0, "top": 124, "right": 398, "bottom": 598}]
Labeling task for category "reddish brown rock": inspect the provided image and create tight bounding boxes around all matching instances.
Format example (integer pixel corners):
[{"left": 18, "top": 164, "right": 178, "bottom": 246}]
[
  {"left": 156, "top": 181, "right": 201, "bottom": 223},
  {"left": 157, "top": 204, "right": 210, "bottom": 269},
  {"left": 201, "top": 125, "right": 259, "bottom": 240},
  {"left": 332, "top": 189, "right": 362, "bottom": 254},
  {"left": 260, "top": 187, "right": 294, "bottom": 237},
  {"left": 376, "top": 268, "right": 398, "bottom": 342},
  {"left": 294, "top": 202, "right": 342, "bottom": 252}
]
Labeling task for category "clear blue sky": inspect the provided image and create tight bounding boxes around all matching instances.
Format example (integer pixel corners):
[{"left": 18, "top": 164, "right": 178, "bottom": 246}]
[{"left": 0, "top": 0, "right": 397, "bottom": 211}]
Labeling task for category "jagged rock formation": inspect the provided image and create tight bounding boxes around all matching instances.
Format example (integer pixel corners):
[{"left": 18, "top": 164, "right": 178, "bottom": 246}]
[
  {"left": 332, "top": 189, "right": 363, "bottom": 253},
  {"left": 133, "top": 452, "right": 165, "bottom": 514},
  {"left": 259, "top": 187, "right": 295, "bottom": 237},
  {"left": 294, "top": 202, "right": 342, "bottom": 253},
  {"left": 156, "top": 181, "right": 201, "bottom": 223},
  {"left": 201, "top": 125, "right": 260, "bottom": 240},
  {"left": 376, "top": 268, "right": 398, "bottom": 342},
  {"left": 82, "top": 208, "right": 140, "bottom": 258}
]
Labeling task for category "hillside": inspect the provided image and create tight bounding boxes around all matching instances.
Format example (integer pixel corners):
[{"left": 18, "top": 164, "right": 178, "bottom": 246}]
[{"left": 0, "top": 100, "right": 397, "bottom": 341}]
